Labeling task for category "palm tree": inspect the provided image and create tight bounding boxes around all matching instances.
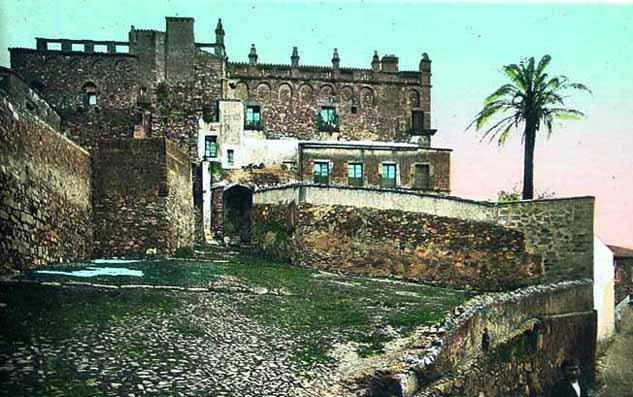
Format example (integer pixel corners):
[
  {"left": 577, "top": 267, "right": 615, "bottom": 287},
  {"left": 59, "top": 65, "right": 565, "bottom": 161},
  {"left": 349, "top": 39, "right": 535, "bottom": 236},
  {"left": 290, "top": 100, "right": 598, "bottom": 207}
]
[{"left": 468, "top": 55, "right": 591, "bottom": 199}]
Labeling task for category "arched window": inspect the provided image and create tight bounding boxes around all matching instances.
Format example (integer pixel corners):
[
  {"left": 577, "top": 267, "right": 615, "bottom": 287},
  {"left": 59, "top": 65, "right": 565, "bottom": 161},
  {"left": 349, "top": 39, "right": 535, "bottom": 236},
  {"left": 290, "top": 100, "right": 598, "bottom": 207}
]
[
  {"left": 408, "top": 90, "right": 420, "bottom": 108},
  {"left": 82, "top": 82, "right": 97, "bottom": 107}
]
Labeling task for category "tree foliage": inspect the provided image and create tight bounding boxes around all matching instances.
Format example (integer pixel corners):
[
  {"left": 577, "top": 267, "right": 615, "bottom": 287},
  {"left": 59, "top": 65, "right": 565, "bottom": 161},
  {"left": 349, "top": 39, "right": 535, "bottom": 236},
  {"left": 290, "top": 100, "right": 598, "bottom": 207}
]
[
  {"left": 497, "top": 186, "right": 555, "bottom": 203},
  {"left": 468, "top": 55, "right": 591, "bottom": 199}
]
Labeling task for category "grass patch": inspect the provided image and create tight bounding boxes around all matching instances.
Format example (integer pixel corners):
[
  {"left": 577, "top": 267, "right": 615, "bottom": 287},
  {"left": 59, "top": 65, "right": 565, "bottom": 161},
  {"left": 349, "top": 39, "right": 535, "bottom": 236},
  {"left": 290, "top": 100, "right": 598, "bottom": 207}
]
[
  {"left": 174, "top": 246, "right": 196, "bottom": 258},
  {"left": 353, "top": 332, "right": 394, "bottom": 358},
  {"left": 386, "top": 308, "right": 445, "bottom": 333},
  {"left": 226, "top": 254, "right": 470, "bottom": 364},
  {"left": 291, "top": 340, "right": 334, "bottom": 366},
  {"left": 0, "top": 284, "right": 180, "bottom": 343},
  {"left": 171, "top": 319, "right": 208, "bottom": 338},
  {"left": 3, "top": 252, "right": 471, "bottom": 372},
  {"left": 34, "top": 359, "right": 103, "bottom": 397},
  {"left": 599, "top": 309, "right": 633, "bottom": 396}
]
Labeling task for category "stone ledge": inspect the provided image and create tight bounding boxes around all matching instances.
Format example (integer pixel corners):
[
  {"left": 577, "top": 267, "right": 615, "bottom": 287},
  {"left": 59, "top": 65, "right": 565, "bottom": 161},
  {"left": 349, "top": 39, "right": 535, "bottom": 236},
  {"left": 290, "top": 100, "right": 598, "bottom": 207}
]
[{"left": 394, "top": 279, "right": 592, "bottom": 397}]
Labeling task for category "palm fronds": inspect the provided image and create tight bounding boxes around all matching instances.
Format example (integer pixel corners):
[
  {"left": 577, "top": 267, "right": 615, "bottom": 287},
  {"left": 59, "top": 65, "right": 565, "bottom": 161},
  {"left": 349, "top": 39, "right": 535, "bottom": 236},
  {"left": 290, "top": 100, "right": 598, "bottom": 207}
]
[
  {"left": 467, "top": 55, "right": 590, "bottom": 199},
  {"left": 468, "top": 54, "right": 590, "bottom": 144}
]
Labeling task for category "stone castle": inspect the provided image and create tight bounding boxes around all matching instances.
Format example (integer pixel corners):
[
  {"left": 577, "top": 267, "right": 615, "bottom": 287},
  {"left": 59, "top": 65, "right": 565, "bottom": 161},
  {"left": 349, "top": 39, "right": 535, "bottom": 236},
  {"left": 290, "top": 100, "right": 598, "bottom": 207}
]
[
  {"left": 8, "top": 16, "right": 451, "bottom": 244},
  {"left": 0, "top": 16, "right": 607, "bottom": 397}
]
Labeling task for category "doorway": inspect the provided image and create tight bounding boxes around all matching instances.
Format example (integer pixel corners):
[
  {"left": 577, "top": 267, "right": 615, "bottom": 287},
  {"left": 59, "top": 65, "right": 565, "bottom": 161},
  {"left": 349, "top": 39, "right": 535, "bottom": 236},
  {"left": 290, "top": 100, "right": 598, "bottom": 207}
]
[
  {"left": 413, "top": 164, "right": 431, "bottom": 190},
  {"left": 223, "top": 185, "right": 253, "bottom": 243}
]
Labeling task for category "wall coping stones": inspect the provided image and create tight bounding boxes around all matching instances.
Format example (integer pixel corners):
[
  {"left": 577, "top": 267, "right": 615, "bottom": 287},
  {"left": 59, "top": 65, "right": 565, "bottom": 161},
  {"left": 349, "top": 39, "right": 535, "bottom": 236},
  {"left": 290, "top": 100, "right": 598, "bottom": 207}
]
[
  {"left": 299, "top": 141, "right": 453, "bottom": 152},
  {"left": 0, "top": 66, "right": 56, "bottom": 106},
  {"left": 253, "top": 183, "right": 595, "bottom": 208},
  {"left": 9, "top": 47, "right": 138, "bottom": 59},
  {"left": 396, "top": 279, "right": 592, "bottom": 397},
  {"left": 497, "top": 195, "right": 595, "bottom": 205},
  {"left": 253, "top": 183, "right": 496, "bottom": 205}
]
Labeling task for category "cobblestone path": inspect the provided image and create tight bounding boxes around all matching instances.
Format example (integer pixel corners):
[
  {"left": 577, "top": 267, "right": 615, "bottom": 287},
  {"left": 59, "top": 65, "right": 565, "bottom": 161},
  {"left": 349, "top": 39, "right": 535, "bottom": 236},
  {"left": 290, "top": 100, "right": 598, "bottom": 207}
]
[{"left": 0, "top": 289, "right": 330, "bottom": 397}]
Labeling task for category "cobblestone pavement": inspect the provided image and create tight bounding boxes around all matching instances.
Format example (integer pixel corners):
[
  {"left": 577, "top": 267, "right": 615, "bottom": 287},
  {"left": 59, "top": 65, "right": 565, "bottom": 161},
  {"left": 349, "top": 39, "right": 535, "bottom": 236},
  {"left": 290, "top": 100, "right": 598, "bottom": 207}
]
[
  {"left": 0, "top": 290, "right": 334, "bottom": 397},
  {"left": 0, "top": 248, "right": 467, "bottom": 396}
]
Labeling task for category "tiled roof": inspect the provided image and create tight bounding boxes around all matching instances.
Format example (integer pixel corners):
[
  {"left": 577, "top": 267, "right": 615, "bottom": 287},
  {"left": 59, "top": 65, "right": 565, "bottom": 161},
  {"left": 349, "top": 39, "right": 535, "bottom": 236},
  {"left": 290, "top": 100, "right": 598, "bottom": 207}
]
[{"left": 608, "top": 245, "right": 633, "bottom": 259}]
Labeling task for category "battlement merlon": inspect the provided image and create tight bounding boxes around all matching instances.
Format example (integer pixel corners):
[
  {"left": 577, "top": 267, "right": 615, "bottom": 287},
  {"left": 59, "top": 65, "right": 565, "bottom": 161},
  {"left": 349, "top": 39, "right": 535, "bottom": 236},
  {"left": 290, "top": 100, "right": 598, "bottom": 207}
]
[{"left": 35, "top": 38, "right": 129, "bottom": 54}]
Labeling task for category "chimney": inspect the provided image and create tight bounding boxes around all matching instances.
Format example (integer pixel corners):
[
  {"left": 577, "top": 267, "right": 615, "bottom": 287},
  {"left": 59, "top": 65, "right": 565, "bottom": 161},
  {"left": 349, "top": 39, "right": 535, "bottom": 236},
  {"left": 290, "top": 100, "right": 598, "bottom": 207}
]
[{"left": 381, "top": 54, "right": 399, "bottom": 73}]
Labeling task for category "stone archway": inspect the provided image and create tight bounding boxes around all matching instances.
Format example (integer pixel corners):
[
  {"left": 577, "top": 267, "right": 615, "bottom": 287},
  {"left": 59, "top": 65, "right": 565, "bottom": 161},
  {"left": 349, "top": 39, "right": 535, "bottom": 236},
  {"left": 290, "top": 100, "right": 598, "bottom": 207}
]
[{"left": 223, "top": 184, "right": 253, "bottom": 243}]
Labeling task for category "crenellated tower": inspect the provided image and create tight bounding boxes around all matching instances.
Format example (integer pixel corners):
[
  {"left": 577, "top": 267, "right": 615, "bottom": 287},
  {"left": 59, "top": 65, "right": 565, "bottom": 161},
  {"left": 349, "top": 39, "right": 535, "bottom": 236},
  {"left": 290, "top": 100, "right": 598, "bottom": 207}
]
[{"left": 165, "top": 17, "right": 195, "bottom": 82}]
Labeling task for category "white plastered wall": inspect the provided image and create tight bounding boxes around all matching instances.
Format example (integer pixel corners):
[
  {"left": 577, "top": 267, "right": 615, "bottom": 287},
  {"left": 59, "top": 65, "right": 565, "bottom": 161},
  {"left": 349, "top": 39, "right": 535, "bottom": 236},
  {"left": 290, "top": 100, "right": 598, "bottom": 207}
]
[{"left": 594, "top": 237, "right": 615, "bottom": 340}]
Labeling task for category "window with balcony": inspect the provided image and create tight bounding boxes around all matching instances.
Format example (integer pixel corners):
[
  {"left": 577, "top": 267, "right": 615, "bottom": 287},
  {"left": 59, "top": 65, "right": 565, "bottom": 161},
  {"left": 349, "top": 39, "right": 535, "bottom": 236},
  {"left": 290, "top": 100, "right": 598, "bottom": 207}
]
[
  {"left": 411, "top": 110, "right": 425, "bottom": 134},
  {"left": 313, "top": 161, "right": 330, "bottom": 185},
  {"left": 348, "top": 162, "right": 363, "bottom": 187},
  {"left": 245, "top": 105, "right": 262, "bottom": 130},
  {"left": 380, "top": 163, "right": 397, "bottom": 188},
  {"left": 318, "top": 106, "right": 339, "bottom": 132},
  {"left": 204, "top": 136, "right": 218, "bottom": 158}
]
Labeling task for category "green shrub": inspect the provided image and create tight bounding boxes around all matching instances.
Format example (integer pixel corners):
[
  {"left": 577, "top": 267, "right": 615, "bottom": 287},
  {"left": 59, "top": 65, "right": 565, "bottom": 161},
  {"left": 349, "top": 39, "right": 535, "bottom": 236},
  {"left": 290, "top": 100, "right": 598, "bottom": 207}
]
[{"left": 174, "top": 246, "right": 195, "bottom": 258}]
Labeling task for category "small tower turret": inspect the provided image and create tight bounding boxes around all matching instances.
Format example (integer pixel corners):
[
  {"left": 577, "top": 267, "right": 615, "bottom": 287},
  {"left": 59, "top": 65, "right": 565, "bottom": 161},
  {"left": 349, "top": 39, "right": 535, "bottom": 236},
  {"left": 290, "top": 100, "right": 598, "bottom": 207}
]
[
  {"left": 291, "top": 46, "right": 300, "bottom": 68},
  {"left": 371, "top": 50, "right": 380, "bottom": 71},
  {"left": 418, "top": 52, "right": 433, "bottom": 147},
  {"left": 248, "top": 44, "right": 258, "bottom": 65},
  {"left": 332, "top": 48, "right": 340, "bottom": 69},
  {"left": 215, "top": 18, "right": 225, "bottom": 57},
  {"left": 419, "top": 52, "right": 431, "bottom": 73}
]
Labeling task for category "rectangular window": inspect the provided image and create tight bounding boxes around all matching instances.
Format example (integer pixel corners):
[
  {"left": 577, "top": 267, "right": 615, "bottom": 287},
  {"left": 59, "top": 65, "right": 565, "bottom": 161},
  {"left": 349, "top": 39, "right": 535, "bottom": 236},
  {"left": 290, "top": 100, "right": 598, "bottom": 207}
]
[
  {"left": 348, "top": 162, "right": 363, "bottom": 187},
  {"left": 313, "top": 161, "right": 330, "bottom": 185},
  {"left": 381, "top": 163, "right": 397, "bottom": 188},
  {"left": 227, "top": 149, "right": 234, "bottom": 166},
  {"left": 245, "top": 105, "right": 262, "bottom": 130},
  {"left": 319, "top": 106, "right": 338, "bottom": 132},
  {"left": 412, "top": 110, "right": 424, "bottom": 132},
  {"left": 413, "top": 164, "right": 431, "bottom": 190},
  {"left": 204, "top": 136, "right": 218, "bottom": 158}
]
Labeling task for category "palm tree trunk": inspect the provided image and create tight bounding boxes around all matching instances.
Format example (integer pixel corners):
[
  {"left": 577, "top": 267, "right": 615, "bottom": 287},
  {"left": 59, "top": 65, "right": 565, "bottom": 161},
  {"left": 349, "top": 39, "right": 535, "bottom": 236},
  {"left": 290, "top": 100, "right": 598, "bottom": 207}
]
[{"left": 522, "top": 123, "right": 536, "bottom": 200}]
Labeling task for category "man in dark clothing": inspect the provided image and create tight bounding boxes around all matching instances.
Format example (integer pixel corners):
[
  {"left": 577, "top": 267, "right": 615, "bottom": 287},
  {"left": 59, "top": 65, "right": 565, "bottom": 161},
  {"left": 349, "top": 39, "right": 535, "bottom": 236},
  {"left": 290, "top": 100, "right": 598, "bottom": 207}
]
[
  {"left": 549, "top": 358, "right": 589, "bottom": 397},
  {"left": 481, "top": 328, "right": 491, "bottom": 352}
]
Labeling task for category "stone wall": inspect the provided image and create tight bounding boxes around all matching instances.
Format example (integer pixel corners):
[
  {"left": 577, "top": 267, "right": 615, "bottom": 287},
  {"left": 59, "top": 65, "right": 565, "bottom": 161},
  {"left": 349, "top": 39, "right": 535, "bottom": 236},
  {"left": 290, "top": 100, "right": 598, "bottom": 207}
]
[
  {"left": 0, "top": 90, "right": 92, "bottom": 273},
  {"left": 0, "top": 66, "right": 60, "bottom": 129},
  {"left": 497, "top": 198, "right": 594, "bottom": 282},
  {"left": 9, "top": 48, "right": 140, "bottom": 149},
  {"left": 254, "top": 184, "right": 498, "bottom": 222},
  {"left": 299, "top": 144, "right": 450, "bottom": 192},
  {"left": 150, "top": 53, "right": 225, "bottom": 159},
  {"left": 165, "top": 139, "right": 196, "bottom": 250},
  {"left": 226, "top": 58, "right": 432, "bottom": 144},
  {"left": 253, "top": 185, "right": 594, "bottom": 284},
  {"left": 410, "top": 281, "right": 596, "bottom": 397},
  {"left": 92, "top": 138, "right": 194, "bottom": 257},
  {"left": 9, "top": 21, "right": 435, "bottom": 160},
  {"left": 210, "top": 186, "right": 224, "bottom": 239},
  {"left": 251, "top": 203, "right": 542, "bottom": 290},
  {"left": 615, "top": 257, "right": 633, "bottom": 303}
]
